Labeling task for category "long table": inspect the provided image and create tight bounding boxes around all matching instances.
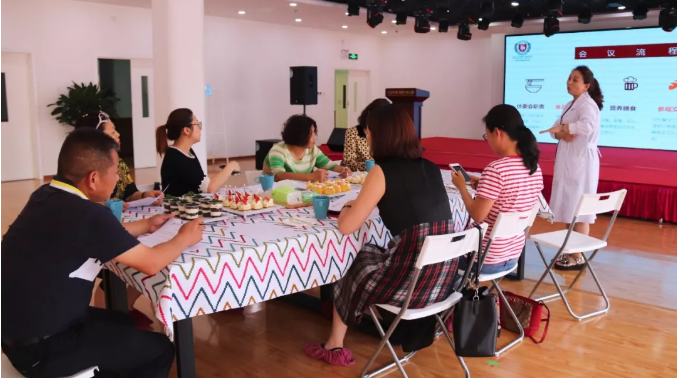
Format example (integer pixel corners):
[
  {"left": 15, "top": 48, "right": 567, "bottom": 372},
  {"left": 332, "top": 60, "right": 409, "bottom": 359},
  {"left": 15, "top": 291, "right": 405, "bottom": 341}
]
[{"left": 106, "top": 184, "right": 472, "bottom": 378}]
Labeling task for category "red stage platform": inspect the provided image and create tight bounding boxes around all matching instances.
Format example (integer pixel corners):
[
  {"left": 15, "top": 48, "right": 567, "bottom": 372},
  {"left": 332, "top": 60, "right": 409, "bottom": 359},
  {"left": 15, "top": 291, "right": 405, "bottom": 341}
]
[{"left": 319, "top": 137, "right": 677, "bottom": 223}]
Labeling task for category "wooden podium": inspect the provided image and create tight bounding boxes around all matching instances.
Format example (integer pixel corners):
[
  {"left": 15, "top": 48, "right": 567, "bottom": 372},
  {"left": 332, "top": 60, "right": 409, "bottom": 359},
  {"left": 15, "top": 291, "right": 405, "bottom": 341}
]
[{"left": 385, "top": 88, "right": 430, "bottom": 139}]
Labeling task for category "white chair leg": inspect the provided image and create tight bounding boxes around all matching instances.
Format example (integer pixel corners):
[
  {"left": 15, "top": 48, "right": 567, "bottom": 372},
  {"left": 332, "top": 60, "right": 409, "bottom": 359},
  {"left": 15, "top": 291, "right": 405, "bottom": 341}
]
[
  {"left": 361, "top": 306, "right": 416, "bottom": 378},
  {"left": 529, "top": 243, "right": 610, "bottom": 321},
  {"left": 493, "top": 281, "right": 524, "bottom": 356},
  {"left": 434, "top": 313, "right": 470, "bottom": 378}
]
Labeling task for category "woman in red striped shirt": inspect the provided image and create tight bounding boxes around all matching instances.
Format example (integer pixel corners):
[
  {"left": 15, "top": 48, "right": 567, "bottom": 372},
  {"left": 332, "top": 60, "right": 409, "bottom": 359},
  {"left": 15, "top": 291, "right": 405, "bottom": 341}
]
[{"left": 451, "top": 104, "right": 544, "bottom": 274}]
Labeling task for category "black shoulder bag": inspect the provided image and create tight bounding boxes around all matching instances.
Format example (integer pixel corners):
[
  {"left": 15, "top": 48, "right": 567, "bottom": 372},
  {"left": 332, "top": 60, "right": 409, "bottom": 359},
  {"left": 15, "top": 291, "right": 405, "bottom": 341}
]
[{"left": 452, "top": 225, "right": 498, "bottom": 357}]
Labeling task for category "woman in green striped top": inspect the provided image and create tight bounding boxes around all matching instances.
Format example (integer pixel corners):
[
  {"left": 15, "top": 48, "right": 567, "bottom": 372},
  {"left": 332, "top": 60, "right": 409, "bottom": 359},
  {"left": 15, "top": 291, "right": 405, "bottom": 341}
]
[{"left": 263, "top": 115, "right": 351, "bottom": 182}]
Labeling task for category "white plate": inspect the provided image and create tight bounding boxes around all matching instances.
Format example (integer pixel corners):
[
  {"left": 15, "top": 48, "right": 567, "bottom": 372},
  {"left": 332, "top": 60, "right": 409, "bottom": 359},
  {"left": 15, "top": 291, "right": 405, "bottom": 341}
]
[{"left": 220, "top": 205, "right": 283, "bottom": 217}]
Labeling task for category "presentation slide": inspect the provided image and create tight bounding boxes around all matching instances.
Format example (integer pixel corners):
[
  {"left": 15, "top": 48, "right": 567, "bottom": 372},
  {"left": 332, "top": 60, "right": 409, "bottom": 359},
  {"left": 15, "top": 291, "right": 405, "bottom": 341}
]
[{"left": 504, "top": 27, "right": 677, "bottom": 151}]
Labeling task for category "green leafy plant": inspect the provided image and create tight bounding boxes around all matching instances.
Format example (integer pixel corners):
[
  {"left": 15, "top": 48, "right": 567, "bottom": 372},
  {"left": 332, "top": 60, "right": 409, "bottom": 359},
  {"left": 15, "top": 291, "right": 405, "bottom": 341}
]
[{"left": 48, "top": 82, "right": 119, "bottom": 126}]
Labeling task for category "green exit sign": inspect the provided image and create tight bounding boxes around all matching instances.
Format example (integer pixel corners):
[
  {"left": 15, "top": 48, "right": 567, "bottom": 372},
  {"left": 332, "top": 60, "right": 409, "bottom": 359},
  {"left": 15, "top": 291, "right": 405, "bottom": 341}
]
[{"left": 348, "top": 53, "right": 358, "bottom": 60}]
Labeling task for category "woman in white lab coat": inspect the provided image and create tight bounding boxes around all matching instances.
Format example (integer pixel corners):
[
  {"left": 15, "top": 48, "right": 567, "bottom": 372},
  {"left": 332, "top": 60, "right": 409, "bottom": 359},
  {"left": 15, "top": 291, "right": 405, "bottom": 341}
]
[{"left": 540, "top": 66, "right": 604, "bottom": 270}]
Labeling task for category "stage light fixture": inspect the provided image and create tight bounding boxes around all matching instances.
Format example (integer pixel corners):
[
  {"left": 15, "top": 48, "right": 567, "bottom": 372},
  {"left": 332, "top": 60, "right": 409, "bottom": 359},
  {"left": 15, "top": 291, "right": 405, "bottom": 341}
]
[
  {"left": 548, "top": 0, "right": 563, "bottom": 14},
  {"left": 457, "top": 23, "right": 472, "bottom": 40},
  {"left": 347, "top": 0, "right": 360, "bottom": 16},
  {"left": 511, "top": 13, "right": 524, "bottom": 28},
  {"left": 544, "top": 15, "right": 560, "bottom": 37},
  {"left": 396, "top": 13, "right": 407, "bottom": 25},
  {"left": 633, "top": 4, "right": 648, "bottom": 19},
  {"left": 439, "top": 20, "right": 450, "bottom": 32},
  {"left": 659, "top": 6, "right": 677, "bottom": 32},
  {"left": 578, "top": 9, "right": 593, "bottom": 23},
  {"left": 366, "top": 7, "right": 384, "bottom": 28},
  {"left": 478, "top": 0, "right": 494, "bottom": 30},
  {"left": 414, "top": 17, "right": 431, "bottom": 33}
]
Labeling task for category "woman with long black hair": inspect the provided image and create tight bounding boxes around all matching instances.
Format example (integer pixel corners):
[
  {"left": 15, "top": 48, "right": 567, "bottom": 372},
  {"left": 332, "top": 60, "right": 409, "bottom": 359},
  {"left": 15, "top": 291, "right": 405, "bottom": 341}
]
[
  {"left": 450, "top": 104, "right": 544, "bottom": 274},
  {"left": 540, "top": 65, "right": 604, "bottom": 270}
]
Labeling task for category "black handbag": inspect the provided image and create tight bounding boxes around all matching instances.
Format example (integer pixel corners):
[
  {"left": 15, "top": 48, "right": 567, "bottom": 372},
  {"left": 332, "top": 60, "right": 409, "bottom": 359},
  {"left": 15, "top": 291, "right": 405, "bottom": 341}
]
[{"left": 451, "top": 226, "right": 498, "bottom": 357}]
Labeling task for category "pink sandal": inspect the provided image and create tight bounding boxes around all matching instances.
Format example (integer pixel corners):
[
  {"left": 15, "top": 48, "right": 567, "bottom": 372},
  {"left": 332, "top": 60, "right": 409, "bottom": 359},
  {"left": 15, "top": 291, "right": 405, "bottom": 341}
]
[{"left": 304, "top": 343, "right": 355, "bottom": 366}]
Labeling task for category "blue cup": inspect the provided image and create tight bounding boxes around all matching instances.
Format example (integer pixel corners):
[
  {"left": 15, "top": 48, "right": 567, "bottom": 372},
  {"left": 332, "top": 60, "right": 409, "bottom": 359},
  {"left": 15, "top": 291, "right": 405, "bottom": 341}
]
[
  {"left": 259, "top": 174, "right": 274, "bottom": 191},
  {"left": 365, "top": 160, "right": 375, "bottom": 172},
  {"left": 312, "top": 196, "right": 330, "bottom": 220},
  {"left": 105, "top": 199, "right": 124, "bottom": 222}
]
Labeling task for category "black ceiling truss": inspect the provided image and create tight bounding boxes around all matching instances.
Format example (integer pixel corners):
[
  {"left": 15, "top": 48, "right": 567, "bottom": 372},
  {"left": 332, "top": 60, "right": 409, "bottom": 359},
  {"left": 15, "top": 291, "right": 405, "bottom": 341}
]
[{"left": 326, "top": 0, "right": 666, "bottom": 27}]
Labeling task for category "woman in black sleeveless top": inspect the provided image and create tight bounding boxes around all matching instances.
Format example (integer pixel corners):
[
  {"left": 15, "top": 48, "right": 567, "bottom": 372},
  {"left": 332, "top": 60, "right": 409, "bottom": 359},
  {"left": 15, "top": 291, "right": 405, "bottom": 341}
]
[{"left": 305, "top": 105, "right": 456, "bottom": 366}]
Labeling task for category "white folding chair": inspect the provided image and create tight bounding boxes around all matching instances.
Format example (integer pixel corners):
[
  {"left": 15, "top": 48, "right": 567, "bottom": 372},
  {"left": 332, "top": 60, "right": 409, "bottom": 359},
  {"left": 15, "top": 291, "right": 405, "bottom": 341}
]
[
  {"left": 1, "top": 354, "right": 98, "bottom": 378},
  {"left": 528, "top": 189, "right": 627, "bottom": 320},
  {"left": 536, "top": 192, "right": 555, "bottom": 223},
  {"left": 361, "top": 223, "right": 488, "bottom": 378},
  {"left": 465, "top": 204, "right": 540, "bottom": 357},
  {"left": 244, "top": 170, "right": 263, "bottom": 186}
]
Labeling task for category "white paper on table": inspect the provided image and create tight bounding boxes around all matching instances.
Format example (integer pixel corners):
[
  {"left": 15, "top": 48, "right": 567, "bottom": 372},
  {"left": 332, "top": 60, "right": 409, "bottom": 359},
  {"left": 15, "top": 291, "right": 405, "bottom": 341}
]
[
  {"left": 328, "top": 191, "right": 359, "bottom": 212},
  {"left": 138, "top": 218, "right": 200, "bottom": 248},
  {"left": 228, "top": 222, "right": 307, "bottom": 242},
  {"left": 126, "top": 196, "right": 160, "bottom": 208}
]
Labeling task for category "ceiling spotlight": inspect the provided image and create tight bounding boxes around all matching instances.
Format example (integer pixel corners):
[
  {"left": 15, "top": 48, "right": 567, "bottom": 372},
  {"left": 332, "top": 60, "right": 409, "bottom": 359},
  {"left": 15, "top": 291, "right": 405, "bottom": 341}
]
[
  {"left": 511, "top": 1, "right": 519, "bottom": 6},
  {"left": 618, "top": 6, "right": 627, "bottom": 10},
  {"left": 544, "top": 15, "right": 560, "bottom": 37},
  {"left": 430, "top": 26, "right": 437, "bottom": 31},
  {"left": 392, "top": 19, "right": 397, "bottom": 23},
  {"left": 457, "top": 23, "right": 472, "bottom": 40},
  {"left": 549, "top": 0, "right": 563, "bottom": 14},
  {"left": 342, "top": 25, "right": 348, "bottom": 28},
  {"left": 511, "top": 13, "right": 524, "bottom": 27},
  {"left": 414, "top": 16, "right": 431, "bottom": 33},
  {"left": 478, "top": 18, "right": 491, "bottom": 30},
  {"left": 367, "top": 8, "right": 384, "bottom": 28},
  {"left": 289, "top": 2, "right": 297, "bottom": 6},
  {"left": 479, "top": 18, "right": 483, "bottom": 21},
  {"left": 659, "top": 6, "right": 677, "bottom": 32},
  {"left": 578, "top": 8, "right": 593, "bottom": 24},
  {"left": 439, "top": 20, "right": 450, "bottom": 32},
  {"left": 347, "top": 0, "right": 360, "bottom": 16},
  {"left": 238, "top": 10, "right": 246, "bottom": 15},
  {"left": 396, "top": 13, "right": 407, "bottom": 25},
  {"left": 382, "top": 30, "right": 388, "bottom": 34},
  {"left": 295, "top": 18, "right": 302, "bottom": 22},
  {"left": 633, "top": 4, "right": 648, "bottom": 19},
  {"left": 478, "top": 0, "right": 494, "bottom": 30}
]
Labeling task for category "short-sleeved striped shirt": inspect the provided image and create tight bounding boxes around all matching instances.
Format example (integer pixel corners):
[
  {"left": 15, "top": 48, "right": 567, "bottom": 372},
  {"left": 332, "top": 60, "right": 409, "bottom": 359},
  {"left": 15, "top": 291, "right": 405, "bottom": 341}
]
[
  {"left": 473, "top": 157, "right": 544, "bottom": 265},
  {"left": 263, "top": 142, "right": 337, "bottom": 175}
]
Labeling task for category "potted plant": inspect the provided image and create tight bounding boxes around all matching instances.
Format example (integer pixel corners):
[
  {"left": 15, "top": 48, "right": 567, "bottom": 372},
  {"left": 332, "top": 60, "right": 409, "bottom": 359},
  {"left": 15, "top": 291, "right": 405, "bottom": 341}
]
[{"left": 48, "top": 82, "right": 119, "bottom": 126}]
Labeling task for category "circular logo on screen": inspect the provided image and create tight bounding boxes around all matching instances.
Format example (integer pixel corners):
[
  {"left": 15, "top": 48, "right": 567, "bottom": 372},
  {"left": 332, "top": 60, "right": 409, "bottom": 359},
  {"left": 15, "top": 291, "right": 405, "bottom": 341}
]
[{"left": 514, "top": 41, "right": 531, "bottom": 55}]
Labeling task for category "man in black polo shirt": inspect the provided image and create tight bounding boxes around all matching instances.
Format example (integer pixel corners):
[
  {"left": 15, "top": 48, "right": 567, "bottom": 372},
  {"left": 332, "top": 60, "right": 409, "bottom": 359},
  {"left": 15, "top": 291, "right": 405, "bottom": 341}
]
[{"left": 2, "top": 128, "right": 204, "bottom": 378}]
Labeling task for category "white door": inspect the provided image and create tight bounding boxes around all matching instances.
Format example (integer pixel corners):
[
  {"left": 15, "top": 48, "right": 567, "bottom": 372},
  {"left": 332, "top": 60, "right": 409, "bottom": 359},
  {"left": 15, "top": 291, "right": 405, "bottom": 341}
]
[
  {"left": 1, "top": 52, "right": 39, "bottom": 182},
  {"left": 130, "top": 59, "right": 156, "bottom": 169},
  {"left": 347, "top": 70, "right": 371, "bottom": 127}
]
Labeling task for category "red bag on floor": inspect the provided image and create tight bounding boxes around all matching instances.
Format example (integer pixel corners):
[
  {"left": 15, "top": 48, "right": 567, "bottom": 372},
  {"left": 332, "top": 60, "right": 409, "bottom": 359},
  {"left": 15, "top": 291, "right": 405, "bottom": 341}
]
[{"left": 499, "top": 291, "right": 550, "bottom": 343}]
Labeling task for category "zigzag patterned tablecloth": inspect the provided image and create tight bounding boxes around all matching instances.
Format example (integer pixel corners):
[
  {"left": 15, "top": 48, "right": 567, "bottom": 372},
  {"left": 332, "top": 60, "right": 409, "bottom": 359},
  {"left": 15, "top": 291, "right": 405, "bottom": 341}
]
[{"left": 108, "top": 189, "right": 471, "bottom": 339}]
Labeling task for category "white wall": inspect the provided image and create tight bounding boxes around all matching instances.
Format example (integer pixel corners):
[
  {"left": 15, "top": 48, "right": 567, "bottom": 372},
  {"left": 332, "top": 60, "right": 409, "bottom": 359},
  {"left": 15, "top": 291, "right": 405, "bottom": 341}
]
[
  {"left": 380, "top": 34, "right": 493, "bottom": 140},
  {"left": 204, "top": 16, "right": 382, "bottom": 158},
  {"left": 2, "top": 0, "right": 153, "bottom": 176}
]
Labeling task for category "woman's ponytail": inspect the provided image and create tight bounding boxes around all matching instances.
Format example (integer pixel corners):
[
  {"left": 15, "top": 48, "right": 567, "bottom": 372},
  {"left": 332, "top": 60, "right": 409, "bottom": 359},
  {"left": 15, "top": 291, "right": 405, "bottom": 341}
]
[
  {"left": 156, "top": 125, "right": 168, "bottom": 156},
  {"left": 515, "top": 126, "right": 540, "bottom": 175},
  {"left": 588, "top": 77, "right": 604, "bottom": 110},
  {"left": 483, "top": 104, "right": 540, "bottom": 175}
]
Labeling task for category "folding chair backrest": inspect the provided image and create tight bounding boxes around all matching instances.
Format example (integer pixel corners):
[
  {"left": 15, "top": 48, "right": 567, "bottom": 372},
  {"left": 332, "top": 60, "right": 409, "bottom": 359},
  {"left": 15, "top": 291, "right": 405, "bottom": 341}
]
[
  {"left": 574, "top": 189, "right": 627, "bottom": 217},
  {"left": 537, "top": 192, "right": 555, "bottom": 222},
  {"left": 415, "top": 223, "right": 488, "bottom": 269},
  {"left": 245, "top": 170, "right": 263, "bottom": 186},
  {"left": 489, "top": 204, "right": 540, "bottom": 240}
]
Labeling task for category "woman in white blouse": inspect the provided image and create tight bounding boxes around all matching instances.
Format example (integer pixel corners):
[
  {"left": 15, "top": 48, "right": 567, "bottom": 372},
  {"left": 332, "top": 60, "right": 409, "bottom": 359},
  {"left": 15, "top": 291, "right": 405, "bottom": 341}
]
[{"left": 540, "top": 66, "right": 604, "bottom": 270}]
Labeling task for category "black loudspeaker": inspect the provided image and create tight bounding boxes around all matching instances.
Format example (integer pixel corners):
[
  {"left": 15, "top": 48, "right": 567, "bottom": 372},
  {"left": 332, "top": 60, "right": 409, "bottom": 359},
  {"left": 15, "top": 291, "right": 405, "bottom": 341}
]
[
  {"left": 327, "top": 128, "right": 347, "bottom": 152},
  {"left": 255, "top": 139, "right": 282, "bottom": 170},
  {"left": 290, "top": 66, "right": 318, "bottom": 105}
]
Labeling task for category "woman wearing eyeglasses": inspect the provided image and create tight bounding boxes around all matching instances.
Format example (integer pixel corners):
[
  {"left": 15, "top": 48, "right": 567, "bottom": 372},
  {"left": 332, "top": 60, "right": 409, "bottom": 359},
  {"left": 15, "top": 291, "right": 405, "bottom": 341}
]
[
  {"left": 75, "top": 112, "right": 164, "bottom": 204},
  {"left": 156, "top": 108, "right": 239, "bottom": 197}
]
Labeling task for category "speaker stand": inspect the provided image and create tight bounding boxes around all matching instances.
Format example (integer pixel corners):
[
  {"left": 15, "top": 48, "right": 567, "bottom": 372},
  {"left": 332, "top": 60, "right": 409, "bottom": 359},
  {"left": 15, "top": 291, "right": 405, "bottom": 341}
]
[{"left": 303, "top": 104, "right": 306, "bottom": 115}]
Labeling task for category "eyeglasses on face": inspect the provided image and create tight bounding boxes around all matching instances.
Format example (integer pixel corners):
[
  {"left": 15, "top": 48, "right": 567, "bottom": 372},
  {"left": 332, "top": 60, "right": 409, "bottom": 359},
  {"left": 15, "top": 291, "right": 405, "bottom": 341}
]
[{"left": 187, "top": 121, "right": 202, "bottom": 130}]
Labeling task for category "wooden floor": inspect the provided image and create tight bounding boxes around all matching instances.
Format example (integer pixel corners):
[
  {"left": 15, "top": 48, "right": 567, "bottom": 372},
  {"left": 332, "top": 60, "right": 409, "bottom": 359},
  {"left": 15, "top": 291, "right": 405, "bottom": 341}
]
[{"left": 3, "top": 159, "right": 677, "bottom": 378}]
